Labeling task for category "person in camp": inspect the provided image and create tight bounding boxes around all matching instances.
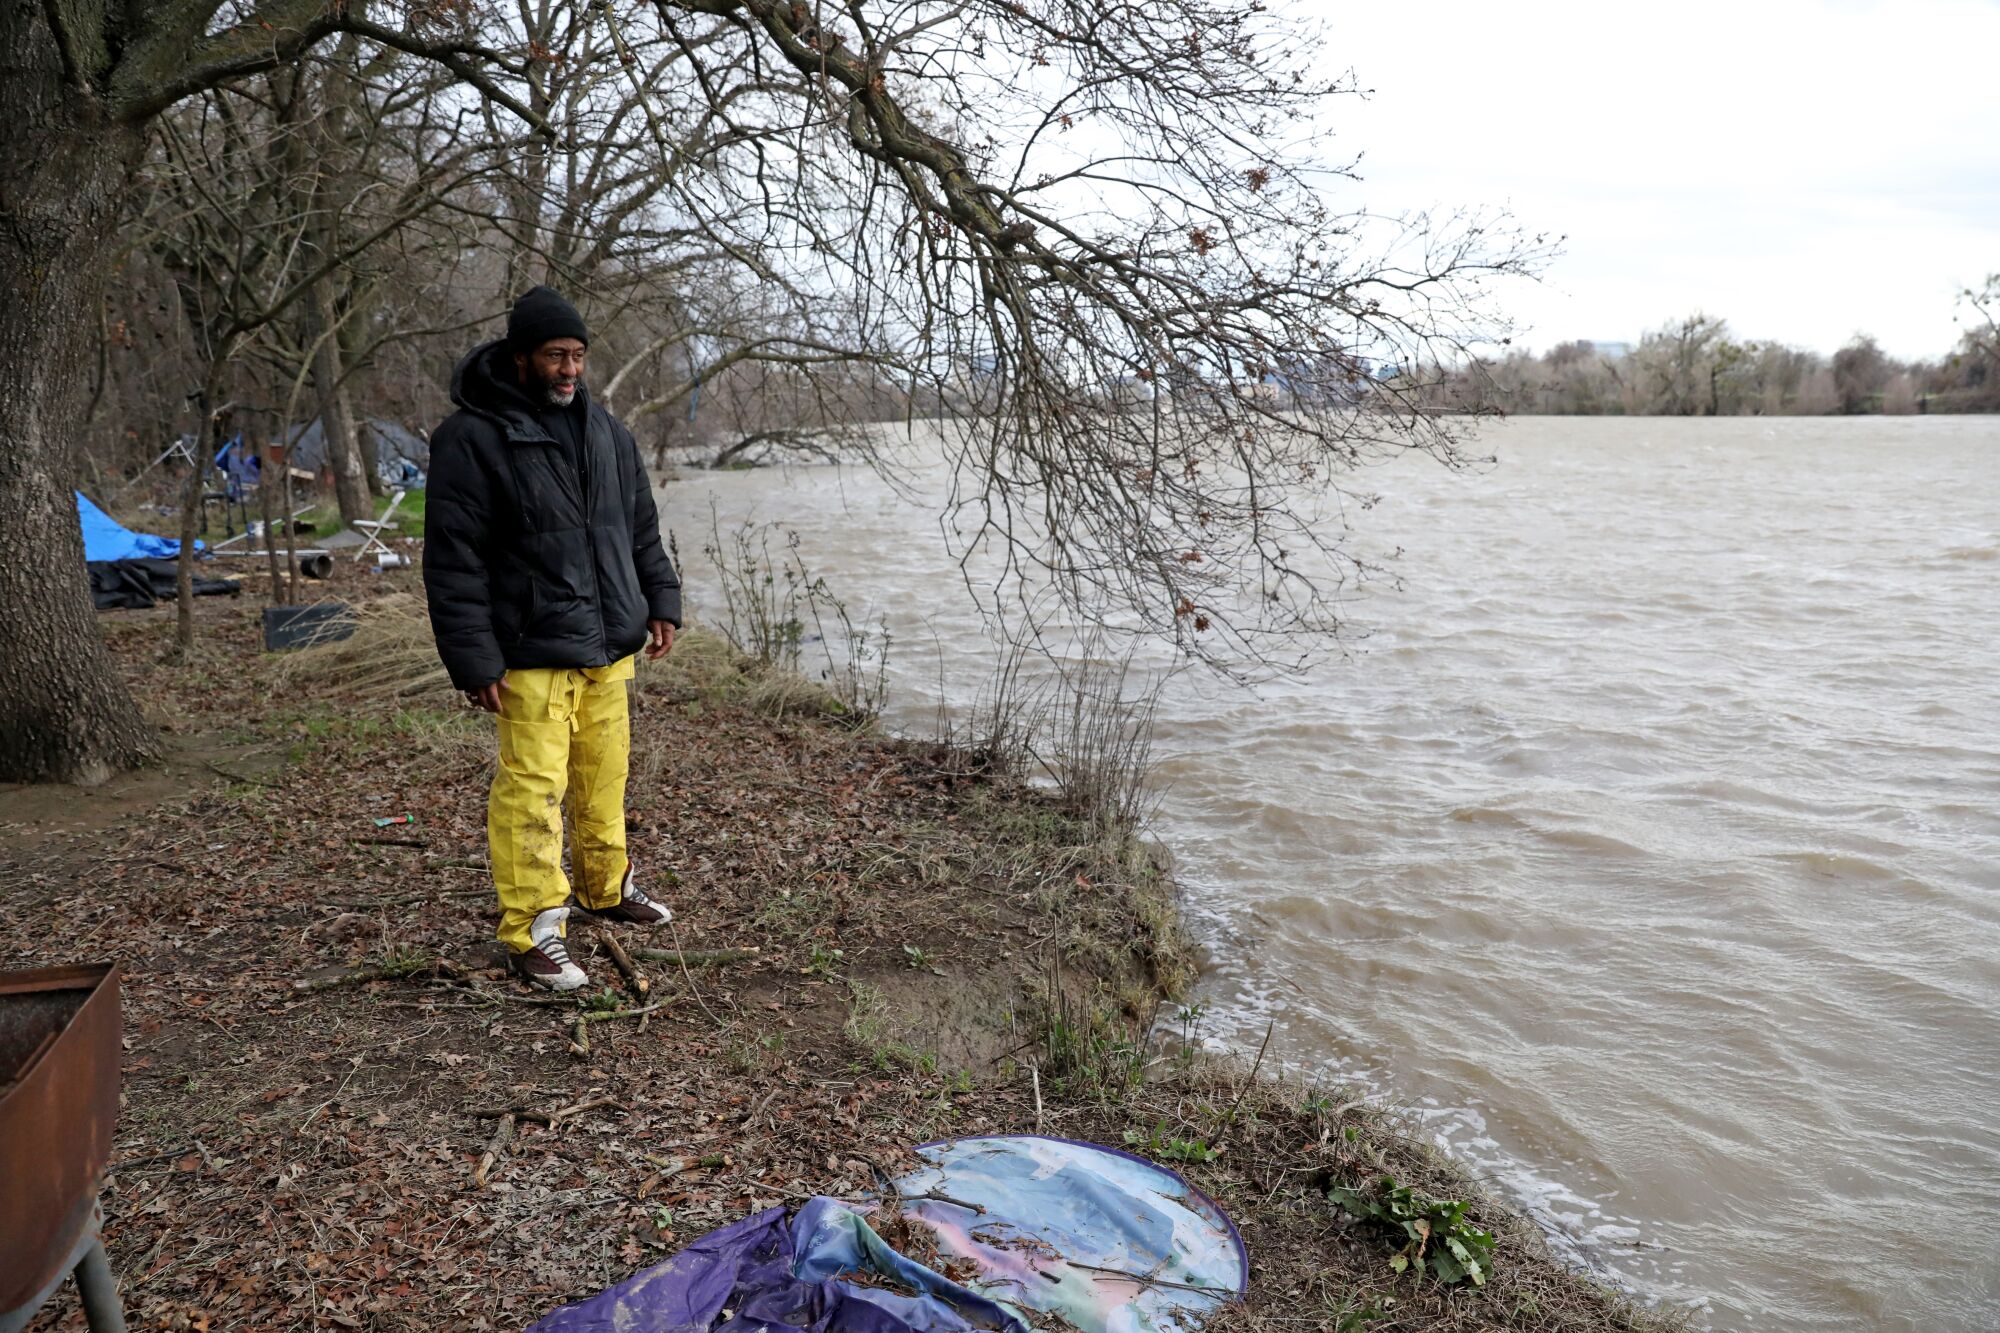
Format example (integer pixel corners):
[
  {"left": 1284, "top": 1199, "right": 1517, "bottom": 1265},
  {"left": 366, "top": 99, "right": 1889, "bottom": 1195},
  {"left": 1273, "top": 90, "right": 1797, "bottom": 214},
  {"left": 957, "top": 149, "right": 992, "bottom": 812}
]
[{"left": 423, "top": 286, "right": 682, "bottom": 991}]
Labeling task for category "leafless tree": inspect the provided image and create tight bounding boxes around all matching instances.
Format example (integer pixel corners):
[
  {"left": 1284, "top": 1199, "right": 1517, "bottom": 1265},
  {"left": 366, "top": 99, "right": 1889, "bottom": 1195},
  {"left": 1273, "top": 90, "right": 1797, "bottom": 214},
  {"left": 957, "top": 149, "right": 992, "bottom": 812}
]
[
  {"left": 135, "top": 58, "right": 506, "bottom": 644},
  {"left": 2, "top": 0, "right": 1541, "bottom": 783}
]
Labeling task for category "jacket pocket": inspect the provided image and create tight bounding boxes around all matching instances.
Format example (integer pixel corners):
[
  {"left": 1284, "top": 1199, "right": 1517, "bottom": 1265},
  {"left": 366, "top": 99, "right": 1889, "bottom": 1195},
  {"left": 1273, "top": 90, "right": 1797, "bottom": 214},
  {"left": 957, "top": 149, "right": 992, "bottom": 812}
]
[{"left": 491, "top": 573, "right": 536, "bottom": 646}]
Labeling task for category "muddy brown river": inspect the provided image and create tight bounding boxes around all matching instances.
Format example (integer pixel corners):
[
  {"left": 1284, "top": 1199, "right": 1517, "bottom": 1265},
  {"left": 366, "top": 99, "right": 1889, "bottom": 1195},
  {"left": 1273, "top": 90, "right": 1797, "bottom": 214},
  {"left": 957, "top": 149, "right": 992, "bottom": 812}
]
[{"left": 663, "top": 415, "right": 2000, "bottom": 1330}]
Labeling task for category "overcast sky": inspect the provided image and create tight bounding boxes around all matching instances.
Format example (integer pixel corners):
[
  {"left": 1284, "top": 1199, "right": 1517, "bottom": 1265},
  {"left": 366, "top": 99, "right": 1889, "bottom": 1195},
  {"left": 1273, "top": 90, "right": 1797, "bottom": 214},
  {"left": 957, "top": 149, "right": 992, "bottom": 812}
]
[{"left": 1288, "top": 0, "right": 2000, "bottom": 358}]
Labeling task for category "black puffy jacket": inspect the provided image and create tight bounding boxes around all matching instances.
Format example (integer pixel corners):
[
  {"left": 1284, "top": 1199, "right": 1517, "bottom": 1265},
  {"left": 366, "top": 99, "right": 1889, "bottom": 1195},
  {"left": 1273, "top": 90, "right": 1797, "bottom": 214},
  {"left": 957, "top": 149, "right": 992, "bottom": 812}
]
[{"left": 423, "top": 339, "right": 681, "bottom": 691}]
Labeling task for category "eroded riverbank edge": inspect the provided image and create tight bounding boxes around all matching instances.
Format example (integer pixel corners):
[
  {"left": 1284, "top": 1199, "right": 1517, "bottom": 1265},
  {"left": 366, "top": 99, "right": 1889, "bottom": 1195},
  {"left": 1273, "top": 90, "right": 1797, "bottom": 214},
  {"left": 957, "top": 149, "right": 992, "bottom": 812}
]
[{"left": 2, "top": 583, "right": 1678, "bottom": 1332}]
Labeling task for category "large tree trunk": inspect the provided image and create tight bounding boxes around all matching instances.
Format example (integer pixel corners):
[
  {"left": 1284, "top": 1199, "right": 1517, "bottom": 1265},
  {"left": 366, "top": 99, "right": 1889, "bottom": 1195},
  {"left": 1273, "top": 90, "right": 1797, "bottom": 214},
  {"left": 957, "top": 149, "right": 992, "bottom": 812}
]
[
  {"left": 0, "top": 15, "right": 157, "bottom": 783},
  {"left": 306, "top": 279, "right": 374, "bottom": 524}
]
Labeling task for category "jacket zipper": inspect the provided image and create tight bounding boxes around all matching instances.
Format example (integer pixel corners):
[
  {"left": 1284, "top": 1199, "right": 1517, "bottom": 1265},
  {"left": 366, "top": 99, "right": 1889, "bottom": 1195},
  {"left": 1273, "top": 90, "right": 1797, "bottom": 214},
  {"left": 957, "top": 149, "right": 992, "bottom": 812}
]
[{"left": 581, "top": 406, "right": 607, "bottom": 661}]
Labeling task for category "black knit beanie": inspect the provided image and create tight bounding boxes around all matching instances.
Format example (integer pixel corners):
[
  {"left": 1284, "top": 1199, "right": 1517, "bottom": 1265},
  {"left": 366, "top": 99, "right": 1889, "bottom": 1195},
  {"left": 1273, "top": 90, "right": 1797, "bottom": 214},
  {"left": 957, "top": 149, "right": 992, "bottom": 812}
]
[{"left": 506, "top": 285, "right": 589, "bottom": 354}]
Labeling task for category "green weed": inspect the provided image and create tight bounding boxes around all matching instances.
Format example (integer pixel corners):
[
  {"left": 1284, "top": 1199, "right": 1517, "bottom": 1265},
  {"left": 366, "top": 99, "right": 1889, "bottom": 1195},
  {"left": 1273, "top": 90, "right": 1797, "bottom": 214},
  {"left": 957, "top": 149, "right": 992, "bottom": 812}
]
[
  {"left": 1122, "top": 1120, "right": 1220, "bottom": 1163},
  {"left": 1327, "top": 1175, "right": 1497, "bottom": 1287},
  {"left": 807, "top": 942, "right": 844, "bottom": 978},
  {"left": 581, "top": 986, "right": 624, "bottom": 1014},
  {"left": 374, "top": 944, "right": 431, "bottom": 978}
]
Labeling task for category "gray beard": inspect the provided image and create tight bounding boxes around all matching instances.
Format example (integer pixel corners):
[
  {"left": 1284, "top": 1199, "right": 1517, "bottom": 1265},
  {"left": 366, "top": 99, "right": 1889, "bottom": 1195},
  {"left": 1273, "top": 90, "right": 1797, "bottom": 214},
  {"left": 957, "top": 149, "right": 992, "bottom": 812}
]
[{"left": 542, "top": 383, "right": 576, "bottom": 408}]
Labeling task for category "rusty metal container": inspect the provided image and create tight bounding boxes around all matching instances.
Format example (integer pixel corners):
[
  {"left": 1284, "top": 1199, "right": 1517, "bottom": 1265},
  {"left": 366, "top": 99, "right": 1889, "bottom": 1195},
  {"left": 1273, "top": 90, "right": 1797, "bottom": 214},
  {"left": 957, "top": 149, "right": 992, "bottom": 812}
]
[{"left": 0, "top": 963, "right": 121, "bottom": 1315}]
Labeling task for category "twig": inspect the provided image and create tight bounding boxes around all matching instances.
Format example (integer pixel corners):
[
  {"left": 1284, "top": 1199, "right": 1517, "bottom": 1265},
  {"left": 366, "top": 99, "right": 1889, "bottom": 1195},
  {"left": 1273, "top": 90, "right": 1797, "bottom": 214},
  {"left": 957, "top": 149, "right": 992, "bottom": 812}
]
[
  {"left": 1030, "top": 1060, "right": 1043, "bottom": 1132},
  {"left": 747, "top": 1178, "right": 827, "bottom": 1205},
  {"left": 352, "top": 836, "right": 428, "bottom": 849},
  {"left": 290, "top": 958, "right": 461, "bottom": 993},
  {"left": 292, "top": 965, "right": 405, "bottom": 993},
  {"left": 109, "top": 1145, "right": 194, "bottom": 1173},
  {"left": 473, "top": 1113, "right": 515, "bottom": 1189},
  {"left": 743, "top": 1086, "right": 782, "bottom": 1132},
  {"left": 900, "top": 1191, "right": 988, "bottom": 1215},
  {"left": 985, "top": 1033, "right": 1040, "bottom": 1067},
  {"left": 629, "top": 945, "right": 761, "bottom": 968},
  {"left": 1222, "top": 1019, "right": 1275, "bottom": 1131},
  {"left": 666, "top": 916, "right": 726, "bottom": 1028},
  {"left": 569, "top": 1016, "right": 589, "bottom": 1057},
  {"left": 378, "top": 999, "right": 494, "bottom": 1012},
  {"left": 328, "top": 886, "right": 489, "bottom": 909},
  {"left": 445, "top": 982, "right": 573, "bottom": 1009},
  {"left": 1064, "top": 1261, "right": 1227, "bottom": 1295}
]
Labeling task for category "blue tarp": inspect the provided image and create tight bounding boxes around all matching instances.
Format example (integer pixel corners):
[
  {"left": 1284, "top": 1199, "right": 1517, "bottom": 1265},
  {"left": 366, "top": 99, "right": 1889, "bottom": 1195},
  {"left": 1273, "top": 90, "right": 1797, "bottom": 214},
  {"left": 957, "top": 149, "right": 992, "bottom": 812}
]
[
  {"left": 76, "top": 491, "right": 194, "bottom": 561},
  {"left": 526, "top": 1136, "right": 1246, "bottom": 1333}
]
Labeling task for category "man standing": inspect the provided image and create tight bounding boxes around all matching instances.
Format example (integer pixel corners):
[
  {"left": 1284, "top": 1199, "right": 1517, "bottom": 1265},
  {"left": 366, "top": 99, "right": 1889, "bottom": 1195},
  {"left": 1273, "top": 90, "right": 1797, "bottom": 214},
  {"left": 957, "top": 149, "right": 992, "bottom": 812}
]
[{"left": 424, "top": 286, "right": 681, "bottom": 991}]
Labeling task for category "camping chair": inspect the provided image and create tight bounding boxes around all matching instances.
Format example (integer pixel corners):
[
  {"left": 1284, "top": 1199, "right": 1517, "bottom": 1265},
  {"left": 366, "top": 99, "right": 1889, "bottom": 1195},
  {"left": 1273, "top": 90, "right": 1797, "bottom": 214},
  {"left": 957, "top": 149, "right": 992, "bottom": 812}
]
[{"left": 352, "top": 489, "right": 406, "bottom": 562}]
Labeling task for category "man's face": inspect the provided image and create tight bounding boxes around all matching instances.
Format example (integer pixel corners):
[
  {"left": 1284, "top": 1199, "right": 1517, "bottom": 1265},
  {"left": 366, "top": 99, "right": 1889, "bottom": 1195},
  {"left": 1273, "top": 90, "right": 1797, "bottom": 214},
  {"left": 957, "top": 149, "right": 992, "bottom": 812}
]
[{"left": 516, "top": 338, "right": 587, "bottom": 407}]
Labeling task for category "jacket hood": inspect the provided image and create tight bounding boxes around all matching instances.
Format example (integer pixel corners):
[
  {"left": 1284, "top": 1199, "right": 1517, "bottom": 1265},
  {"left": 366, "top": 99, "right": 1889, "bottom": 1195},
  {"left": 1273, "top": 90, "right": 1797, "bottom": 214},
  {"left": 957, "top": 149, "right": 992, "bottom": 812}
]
[{"left": 449, "top": 338, "right": 592, "bottom": 439}]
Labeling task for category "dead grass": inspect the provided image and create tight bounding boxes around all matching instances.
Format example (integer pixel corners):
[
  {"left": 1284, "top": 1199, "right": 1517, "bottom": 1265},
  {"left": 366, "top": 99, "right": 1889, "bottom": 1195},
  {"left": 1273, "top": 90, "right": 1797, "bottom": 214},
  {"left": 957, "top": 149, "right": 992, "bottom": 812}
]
[{"left": 266, "top": 592, "right": 451, "bottom": 698}]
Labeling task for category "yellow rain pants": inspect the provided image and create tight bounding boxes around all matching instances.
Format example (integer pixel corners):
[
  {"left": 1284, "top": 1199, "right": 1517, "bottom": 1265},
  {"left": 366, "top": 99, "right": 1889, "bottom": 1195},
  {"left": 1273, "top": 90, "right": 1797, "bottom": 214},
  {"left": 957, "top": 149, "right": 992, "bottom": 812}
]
[{"left": 489, "top": 656, "right": 635, "bottom": 955}]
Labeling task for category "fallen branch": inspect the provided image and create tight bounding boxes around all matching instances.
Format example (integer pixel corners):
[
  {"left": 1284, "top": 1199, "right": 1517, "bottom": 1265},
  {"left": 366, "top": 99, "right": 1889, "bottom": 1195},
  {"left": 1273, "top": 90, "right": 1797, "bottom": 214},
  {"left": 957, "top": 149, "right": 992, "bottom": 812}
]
[
  {"left": 352, "top": 836, "right": 429, "bottom": 849},
  {"left": 643, "top": 1156, "right": 693, "bottom": 1181},
  {"left": 597, "top": 931, "right": 650, "bottom": 997},
  {"left": 569, "top": 1016, "right": 589, "bottom": 1057},
  {"left": 473, "top": 1113, "right": 515, "bottom": 1189},
  {"left": 580, "top": 997, "right": 675, "bottom": 1024},
  {"left": 640, "top": 1151, "right": 727, "bottom": 1178}
]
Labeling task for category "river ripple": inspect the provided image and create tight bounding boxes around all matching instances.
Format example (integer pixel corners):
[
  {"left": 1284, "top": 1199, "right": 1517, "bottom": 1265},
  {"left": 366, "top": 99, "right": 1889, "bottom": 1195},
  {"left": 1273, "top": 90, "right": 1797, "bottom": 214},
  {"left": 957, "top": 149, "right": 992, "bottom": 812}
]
[{"left": 664, "top": 415, "right": 2000, "bottom": 1331}]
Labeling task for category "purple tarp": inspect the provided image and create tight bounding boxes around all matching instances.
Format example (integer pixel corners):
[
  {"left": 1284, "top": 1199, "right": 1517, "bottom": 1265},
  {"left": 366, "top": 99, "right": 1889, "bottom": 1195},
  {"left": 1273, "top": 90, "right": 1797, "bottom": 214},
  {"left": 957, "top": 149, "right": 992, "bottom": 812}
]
[
  {"left": 526, "top": 1197, "right": 1025, "bottom": 1333},
  {"left": 527, "top": 1137, "right": 1246, "bottom": 1333}
]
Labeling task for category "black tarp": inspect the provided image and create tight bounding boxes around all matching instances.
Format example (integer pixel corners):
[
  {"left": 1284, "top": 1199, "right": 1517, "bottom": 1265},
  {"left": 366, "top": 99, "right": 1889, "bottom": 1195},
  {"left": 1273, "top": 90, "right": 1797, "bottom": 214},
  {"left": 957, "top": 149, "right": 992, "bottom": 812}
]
[{"left": 88, "top": 559, "right": 241, "bottom": 610}]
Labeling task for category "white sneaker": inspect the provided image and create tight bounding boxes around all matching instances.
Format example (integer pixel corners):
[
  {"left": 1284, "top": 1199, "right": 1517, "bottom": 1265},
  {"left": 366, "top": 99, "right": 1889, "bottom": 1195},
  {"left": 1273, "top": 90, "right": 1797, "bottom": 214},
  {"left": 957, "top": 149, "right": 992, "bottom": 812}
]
[{"left": 509, "top": 906, "right": 588, "bottom": 991}]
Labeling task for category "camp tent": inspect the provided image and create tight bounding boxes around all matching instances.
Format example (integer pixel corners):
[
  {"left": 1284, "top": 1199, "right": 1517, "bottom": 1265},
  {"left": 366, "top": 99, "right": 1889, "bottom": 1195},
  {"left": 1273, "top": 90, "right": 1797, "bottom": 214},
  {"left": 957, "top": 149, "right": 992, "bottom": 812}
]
[{"left": 281, "top": 418, "right": 429, "bottom": 486}]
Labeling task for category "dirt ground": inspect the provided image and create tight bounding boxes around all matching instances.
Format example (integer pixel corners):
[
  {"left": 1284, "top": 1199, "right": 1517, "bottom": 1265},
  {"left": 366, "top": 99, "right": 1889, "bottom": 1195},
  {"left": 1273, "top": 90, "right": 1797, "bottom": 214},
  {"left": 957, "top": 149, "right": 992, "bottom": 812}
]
[{"left": 3, "top": 572, "right": 1674, "bottom": 1333}]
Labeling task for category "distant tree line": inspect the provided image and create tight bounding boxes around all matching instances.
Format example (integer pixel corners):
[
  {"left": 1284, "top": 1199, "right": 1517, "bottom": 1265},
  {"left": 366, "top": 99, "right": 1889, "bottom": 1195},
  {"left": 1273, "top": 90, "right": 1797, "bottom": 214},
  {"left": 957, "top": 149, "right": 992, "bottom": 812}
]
[{"left": 1415, "top": 279, "right": 2000, "bottom": 415}]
